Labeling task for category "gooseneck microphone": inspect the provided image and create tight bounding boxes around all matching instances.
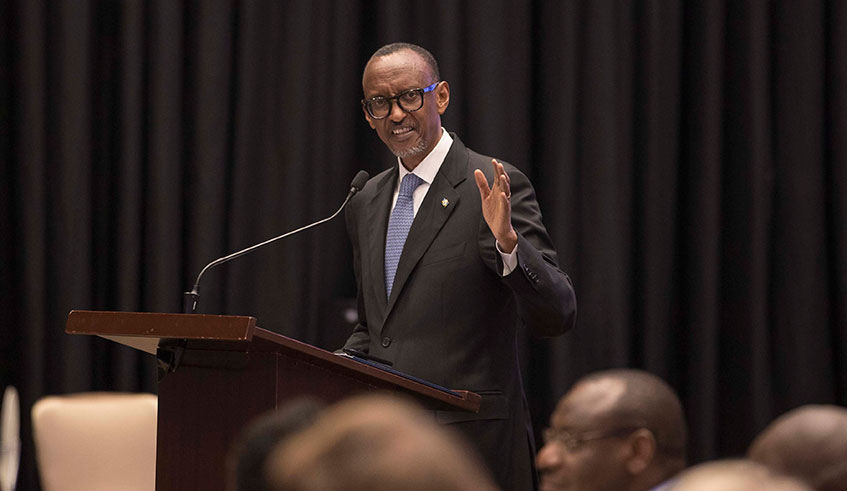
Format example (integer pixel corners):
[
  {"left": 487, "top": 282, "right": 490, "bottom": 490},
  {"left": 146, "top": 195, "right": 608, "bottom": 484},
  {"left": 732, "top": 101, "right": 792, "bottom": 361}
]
[{"left": 183, "top": 170, "right": 370, "bottom": 313}]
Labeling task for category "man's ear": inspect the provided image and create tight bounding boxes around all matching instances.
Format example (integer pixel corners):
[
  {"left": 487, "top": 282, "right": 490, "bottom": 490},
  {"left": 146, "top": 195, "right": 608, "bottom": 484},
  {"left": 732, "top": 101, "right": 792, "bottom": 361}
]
[
  {"left": 363, "top": 107, "right": 376, "bottom": 130},
  {"left": 435, "top": 81, "right": 450, "bottom": 115},
  {"left": 625, "top": 429, "right": 657, "bottom": 475}
]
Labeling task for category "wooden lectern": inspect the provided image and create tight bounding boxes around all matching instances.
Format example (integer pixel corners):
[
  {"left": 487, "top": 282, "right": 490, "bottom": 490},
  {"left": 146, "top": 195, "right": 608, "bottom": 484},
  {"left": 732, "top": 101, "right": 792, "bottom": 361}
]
[{"left": 65, "top": 310, "right": 480, "bottom": 490}]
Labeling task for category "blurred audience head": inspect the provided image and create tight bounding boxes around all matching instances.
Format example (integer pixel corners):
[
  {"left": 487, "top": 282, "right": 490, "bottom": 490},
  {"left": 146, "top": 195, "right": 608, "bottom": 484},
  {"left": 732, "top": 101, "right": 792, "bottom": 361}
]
[
  {"left": 748, "top": 404, "right": 847, "bottom": 491},
  {"left": 228, "top": 397, "right": 325, "bottom": 491},
  {"left": 265, "top": 393, "right": 499, "bottom": 491},
  {"left": 536, "top": 368, "right": 687, "bottom": 491},
  {"left": 670, "top": 459, "right": 812, "bottom": 491}
]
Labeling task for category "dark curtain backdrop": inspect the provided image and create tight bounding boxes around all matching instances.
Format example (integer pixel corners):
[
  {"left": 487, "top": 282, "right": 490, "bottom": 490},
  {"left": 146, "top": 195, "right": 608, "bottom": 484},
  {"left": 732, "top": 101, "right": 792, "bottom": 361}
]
[{"left": 2, "top": 1, "right": 845, "bottom": 490}]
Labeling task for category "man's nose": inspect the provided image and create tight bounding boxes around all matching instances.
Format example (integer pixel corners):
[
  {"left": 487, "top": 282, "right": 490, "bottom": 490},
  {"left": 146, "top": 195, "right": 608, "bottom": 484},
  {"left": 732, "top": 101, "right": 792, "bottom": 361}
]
[
  {"left": 388, "top": 101, "right": 407, "bottom": 121},
  {"left": 536, "top": 443, "right": 562, "bottom": 470}
]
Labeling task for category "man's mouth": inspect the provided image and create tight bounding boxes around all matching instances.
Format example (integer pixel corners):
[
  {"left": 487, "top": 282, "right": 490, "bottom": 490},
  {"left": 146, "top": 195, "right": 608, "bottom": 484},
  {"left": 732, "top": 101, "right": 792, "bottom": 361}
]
[
  {"left": 538, "top": 476, "right": 566, "bottom": 491},
  {"left": 391, "top": 126, "right": 415, "bottom": 137}
]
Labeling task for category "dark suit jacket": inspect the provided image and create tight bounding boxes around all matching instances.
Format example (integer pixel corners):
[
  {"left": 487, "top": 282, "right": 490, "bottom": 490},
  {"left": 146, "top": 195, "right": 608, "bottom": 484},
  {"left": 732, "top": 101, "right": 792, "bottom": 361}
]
[{"left": 343, "top": 134, "right": 576, "bottom": 491}]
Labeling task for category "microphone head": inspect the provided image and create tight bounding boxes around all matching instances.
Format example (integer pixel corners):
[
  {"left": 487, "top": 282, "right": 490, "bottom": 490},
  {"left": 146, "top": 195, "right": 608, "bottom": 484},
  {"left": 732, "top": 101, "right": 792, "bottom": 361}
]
[{"left": 350, "top": 170, "right": 370, "bottom": 194}]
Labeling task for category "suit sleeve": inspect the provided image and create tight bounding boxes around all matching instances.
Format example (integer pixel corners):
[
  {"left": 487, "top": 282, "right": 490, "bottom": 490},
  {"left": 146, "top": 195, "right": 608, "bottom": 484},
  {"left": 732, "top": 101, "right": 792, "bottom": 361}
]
[
  {"left": 481, "top": 166, "right": 577, "bottom": 338},
  {"left": 341, "top": 197, "right": 372, "bottom": 352}
]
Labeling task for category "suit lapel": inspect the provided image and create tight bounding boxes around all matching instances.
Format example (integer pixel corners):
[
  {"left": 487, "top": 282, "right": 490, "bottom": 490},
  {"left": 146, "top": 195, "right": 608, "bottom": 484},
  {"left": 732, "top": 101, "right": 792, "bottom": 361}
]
[
  {"left": 366, "top": 168, "right": 397, "bottom": 313},
  {"left": 384, "top": 136, "right": 468, "bottom": 316}
]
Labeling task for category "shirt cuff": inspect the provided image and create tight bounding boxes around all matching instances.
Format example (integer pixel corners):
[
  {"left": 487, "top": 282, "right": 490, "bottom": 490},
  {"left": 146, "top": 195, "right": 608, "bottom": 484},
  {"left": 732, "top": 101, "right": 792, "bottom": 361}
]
[{"left": 496, "top": 240, "right": 518, "bottom": 276}]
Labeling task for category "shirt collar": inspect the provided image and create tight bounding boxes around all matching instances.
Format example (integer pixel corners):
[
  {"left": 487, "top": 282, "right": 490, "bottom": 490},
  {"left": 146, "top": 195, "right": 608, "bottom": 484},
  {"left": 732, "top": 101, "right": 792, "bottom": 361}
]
[{"left": 396, "top": 128, "right": 453, "bottom": 184}]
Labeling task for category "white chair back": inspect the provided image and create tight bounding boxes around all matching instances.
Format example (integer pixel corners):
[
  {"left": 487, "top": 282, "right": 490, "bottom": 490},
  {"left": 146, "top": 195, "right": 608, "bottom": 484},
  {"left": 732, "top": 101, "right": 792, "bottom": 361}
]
[
  {"left": 1, "top": 386, "right": 20, "bottom": 491},
  {"left": 32, "top": 392, "right": 157, "bottom": 491}
]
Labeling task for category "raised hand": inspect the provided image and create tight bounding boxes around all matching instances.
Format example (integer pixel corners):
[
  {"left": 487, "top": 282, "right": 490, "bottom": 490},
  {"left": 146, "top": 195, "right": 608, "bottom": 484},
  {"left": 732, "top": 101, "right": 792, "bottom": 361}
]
[{"left": 474, "top": 159, "right": 518, "bottom": 253}]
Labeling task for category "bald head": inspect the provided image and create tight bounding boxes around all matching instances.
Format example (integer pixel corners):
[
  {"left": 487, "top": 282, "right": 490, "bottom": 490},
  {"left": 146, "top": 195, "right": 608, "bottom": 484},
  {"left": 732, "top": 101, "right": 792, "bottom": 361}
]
[
  {"left": 265, "top": 394, "right": 498, "bottom": 491},
  {"left": 575, "top": 369, "right": 688, "bottom": 462},
  {"left": 748, "top": 404, "right": 847, "bottom": 491},
  {"left": 671, "top": 460, "right": 813, "bottom": 491}
]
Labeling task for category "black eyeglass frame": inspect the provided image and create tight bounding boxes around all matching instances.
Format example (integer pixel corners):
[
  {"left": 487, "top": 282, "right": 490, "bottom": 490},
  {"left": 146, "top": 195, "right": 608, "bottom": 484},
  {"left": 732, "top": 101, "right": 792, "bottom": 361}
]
[
  {"left": 361, "top": 81, "right": 441, "bottom": 119},
  {"left": 541, "top": 426, "right": 643, "bottom": 451}
]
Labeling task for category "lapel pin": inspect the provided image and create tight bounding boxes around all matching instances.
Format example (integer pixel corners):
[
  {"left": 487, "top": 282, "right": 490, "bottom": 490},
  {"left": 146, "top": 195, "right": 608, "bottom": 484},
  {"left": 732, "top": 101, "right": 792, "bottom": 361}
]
[{"left": 441, "top": 198, "right": 449, "bottom": 208}]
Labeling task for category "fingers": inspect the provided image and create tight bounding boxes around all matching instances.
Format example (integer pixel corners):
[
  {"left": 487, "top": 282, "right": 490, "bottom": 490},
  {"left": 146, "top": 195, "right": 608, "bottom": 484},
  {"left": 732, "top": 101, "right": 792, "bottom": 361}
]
[
  {"left": 491, "top": 159, "right": 511, "bottom": 199},
  {"left": 479, "top": 160, "right": 511, "bottom": 202},
  {"left": 490, "top": 159, "right": 501, "bottom": 189},
  {"left": 473, "top": 169, "right": 490, "bottom": 199}
]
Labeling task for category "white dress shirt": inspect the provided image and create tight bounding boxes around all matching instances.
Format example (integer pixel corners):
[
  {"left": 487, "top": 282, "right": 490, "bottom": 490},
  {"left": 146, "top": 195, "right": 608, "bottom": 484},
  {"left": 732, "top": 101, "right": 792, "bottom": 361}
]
[{"left": 391, "top": 128, "right": 518, "bottom": 275}]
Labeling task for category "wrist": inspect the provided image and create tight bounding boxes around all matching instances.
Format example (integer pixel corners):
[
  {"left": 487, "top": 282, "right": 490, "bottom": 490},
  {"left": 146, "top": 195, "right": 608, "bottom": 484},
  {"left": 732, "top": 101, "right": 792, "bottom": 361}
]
[{"left": 497, "top": 229, "right": 518, "bottom": 253}]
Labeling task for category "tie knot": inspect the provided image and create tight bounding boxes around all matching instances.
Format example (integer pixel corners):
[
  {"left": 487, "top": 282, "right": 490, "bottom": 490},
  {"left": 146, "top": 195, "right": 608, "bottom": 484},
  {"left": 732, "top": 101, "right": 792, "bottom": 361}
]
[{"left": 398, "top": 173, "right": 424, "bottom": 198}]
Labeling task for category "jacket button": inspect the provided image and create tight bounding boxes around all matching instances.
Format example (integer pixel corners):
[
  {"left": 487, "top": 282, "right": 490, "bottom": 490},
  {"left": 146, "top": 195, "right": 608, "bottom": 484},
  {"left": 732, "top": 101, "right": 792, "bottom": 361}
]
[{"left": 381, "top": 337, "right": 391, "bottom": 348}]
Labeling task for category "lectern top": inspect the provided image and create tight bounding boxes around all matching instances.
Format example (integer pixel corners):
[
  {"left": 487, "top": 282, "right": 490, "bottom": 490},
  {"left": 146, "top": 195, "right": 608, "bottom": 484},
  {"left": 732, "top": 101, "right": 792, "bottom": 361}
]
[{"left": 66, "top": 310, "right": 257, "bottom": 340}]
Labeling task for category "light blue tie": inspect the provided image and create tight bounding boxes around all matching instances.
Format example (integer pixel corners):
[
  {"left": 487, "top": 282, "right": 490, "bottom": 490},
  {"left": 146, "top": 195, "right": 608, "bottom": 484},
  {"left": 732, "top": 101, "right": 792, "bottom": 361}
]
[{"left": 385, "top": 173, "right": 424, "bottom": 299}]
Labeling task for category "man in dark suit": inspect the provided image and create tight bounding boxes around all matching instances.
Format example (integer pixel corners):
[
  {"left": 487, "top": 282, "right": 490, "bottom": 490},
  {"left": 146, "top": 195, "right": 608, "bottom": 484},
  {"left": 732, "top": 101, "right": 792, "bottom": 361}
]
[{"left": 342, "top": 42, "right": 577, "bottom": 491}]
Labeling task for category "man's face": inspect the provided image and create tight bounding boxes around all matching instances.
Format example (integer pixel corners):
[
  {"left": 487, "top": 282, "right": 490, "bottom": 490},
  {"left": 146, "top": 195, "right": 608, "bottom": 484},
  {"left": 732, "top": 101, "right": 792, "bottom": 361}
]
[
  {"left": 536, "top": 380, "right": 633, "bottom": 491},
  {"left": 361, "top": 50, "right": 449, "bottom": 170}
]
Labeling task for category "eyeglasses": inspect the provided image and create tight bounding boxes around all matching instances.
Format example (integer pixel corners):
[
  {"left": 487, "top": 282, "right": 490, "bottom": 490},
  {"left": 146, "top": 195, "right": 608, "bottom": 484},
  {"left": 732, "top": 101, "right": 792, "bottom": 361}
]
[
  {"left": 361, "top": 81, "right": 440, "bottom": 119},
  {"left": 542, "top": 426, "right": 642, "bottom": 452}
]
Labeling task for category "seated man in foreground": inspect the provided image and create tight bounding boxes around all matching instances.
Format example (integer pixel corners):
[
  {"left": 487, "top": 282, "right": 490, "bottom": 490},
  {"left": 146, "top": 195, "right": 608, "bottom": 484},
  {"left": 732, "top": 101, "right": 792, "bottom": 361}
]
[
  {"left": 748, "top": 404, "right": 847, "bottom": 491},
  {"left": 536, "top": 369, "right": 687, "bottom": 491},
  {"left": 670, "top": 459, "right": 811, "bottom": 491},
  {"left": 264, "top": 394, "right": 499, "bottom": 491}
]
